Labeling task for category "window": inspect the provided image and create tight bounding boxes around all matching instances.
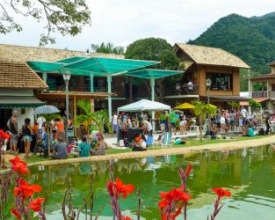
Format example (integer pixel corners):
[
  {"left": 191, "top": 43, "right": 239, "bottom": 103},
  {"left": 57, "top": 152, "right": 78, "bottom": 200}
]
[{"left": 207, "top": 73, "right": 232, "bottom": 91}]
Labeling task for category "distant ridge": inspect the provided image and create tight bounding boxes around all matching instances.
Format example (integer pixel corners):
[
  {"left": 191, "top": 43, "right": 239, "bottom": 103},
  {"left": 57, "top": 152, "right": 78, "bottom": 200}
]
[{"left": 189, "top": 12, "right": 275, "bottom": 74}]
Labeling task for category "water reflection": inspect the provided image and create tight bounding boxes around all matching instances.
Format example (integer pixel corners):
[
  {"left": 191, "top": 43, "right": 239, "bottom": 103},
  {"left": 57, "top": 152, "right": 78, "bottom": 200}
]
[{"left": 27, "top": 145, "right": 275, "bottom": 219}]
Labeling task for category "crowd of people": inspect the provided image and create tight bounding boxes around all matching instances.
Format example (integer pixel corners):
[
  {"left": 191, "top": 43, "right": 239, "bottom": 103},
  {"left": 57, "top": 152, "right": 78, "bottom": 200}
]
[
  {"left": 112, "top": 106, "right": 275, "bottom": 146},
  {"left": 5, "top": 110, "right": 108, "bottom": 159},
  {"left": 4, "top": 105, "right": 274, "bottom": 159}
]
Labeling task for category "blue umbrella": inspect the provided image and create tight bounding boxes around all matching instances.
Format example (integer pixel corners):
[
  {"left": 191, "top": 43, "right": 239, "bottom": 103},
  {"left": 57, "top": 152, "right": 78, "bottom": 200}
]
[{"left": 34, "top": 105, "right": 60, "bottom": 115}]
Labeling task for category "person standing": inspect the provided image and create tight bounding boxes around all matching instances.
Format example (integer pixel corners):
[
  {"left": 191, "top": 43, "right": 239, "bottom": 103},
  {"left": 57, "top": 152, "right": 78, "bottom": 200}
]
[
  {"left": 36, "top": 115, "right": 46, "bottom": 138},
  {"left": 22, "top": 118, "right": 32, "bottom": 157},
  {"left": 112, "top": 111, "right": 118, "bottom": 134},
  {"left": 31, "top": 121, "right": 39, "bottom": 153},
  {"left": 7, "top": 110, "right": 19, "bottom": 154},
  {"left": 169, "top": 111, "right": 177, "bottom": 135},
  {"left": 265, "top": 113, "right": 271, "bottom": 135},
  {"left": 142, "top": 120, "right": 153, "bottom": 136}
]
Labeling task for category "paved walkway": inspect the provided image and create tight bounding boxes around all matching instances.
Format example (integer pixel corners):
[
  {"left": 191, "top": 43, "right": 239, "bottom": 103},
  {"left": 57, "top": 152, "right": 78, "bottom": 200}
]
[{"left": 14, "top": 135, "right": 275, "bottom": 166}]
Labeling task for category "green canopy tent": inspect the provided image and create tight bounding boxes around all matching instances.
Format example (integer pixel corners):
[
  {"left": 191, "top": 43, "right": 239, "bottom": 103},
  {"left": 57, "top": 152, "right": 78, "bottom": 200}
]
[
  {"left": 125, "top": 68, "right": 183, "bottom": 131},
  {"left": 28, "top": 57, "right": 160, "bottom": 120}
]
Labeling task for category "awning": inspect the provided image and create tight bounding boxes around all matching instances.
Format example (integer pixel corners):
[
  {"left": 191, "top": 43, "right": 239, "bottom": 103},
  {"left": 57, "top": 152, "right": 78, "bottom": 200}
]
[
  {"left": 240, "top": 98, "right": 269, "bottom": 106},
  {"left": 0, "top": 96, "right": 45, "bottom": 108}
]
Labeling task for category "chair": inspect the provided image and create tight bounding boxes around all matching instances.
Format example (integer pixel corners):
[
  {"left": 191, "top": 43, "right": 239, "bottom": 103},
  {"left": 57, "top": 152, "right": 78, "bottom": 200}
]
[{"left": 161, "top": 132, "right": 172, "bottom": 147}]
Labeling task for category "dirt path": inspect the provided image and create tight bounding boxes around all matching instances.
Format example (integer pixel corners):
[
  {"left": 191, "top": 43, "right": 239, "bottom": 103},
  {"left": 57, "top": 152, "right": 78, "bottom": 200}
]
[{"left": 3, "top": 135, "right": 275, "bottom": 167}]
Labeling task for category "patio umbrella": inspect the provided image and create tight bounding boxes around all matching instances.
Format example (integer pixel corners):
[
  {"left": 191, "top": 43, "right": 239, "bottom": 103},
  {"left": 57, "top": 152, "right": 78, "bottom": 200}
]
[
  {"left": 34, "top": 105, "right": 60, "bottom": 115},
  {"left": 174, "top": 102, "right": 195, "bottom": 109},
  {"left": 34, "top": 105, "right": 60, "bottom": 158}
]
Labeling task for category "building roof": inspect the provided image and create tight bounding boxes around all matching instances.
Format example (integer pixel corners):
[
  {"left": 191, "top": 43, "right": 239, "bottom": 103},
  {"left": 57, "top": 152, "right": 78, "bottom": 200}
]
[
  {"left": 0, "top": 44, "right": 123, "bottom": 62},
  {"left": 0, "top": 58, "right": 48, "bottom": 89},
  {"left": 250, "top": 73, "right": 275, "bottom": 81},
  {"left": 267, "top": 60, "right": 275, "bottom": 66},
  {"left": 174, "top": 43, "right": 250, "bottom": 69}
]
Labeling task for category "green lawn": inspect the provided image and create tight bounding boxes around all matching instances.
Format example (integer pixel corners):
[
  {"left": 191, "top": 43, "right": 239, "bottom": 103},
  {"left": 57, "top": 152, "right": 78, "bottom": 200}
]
[{"left": 18, "top": 134, "right": 268, "bottom": 165}]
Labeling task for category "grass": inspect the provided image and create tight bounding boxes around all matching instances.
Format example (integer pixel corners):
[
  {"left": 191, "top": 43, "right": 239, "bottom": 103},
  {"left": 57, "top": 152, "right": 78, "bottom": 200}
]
[{"left": 10, "top": 134, "right": 269, "bottom": 165}]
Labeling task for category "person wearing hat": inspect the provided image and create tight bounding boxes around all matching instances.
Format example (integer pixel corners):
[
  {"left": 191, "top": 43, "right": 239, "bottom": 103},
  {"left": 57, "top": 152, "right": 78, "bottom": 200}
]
[{"left": 51, "top": 132, "right": 68, "bottom": 159}]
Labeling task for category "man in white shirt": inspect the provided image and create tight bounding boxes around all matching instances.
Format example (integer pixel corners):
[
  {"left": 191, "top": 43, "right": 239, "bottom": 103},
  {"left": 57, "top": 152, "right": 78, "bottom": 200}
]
[
  {"left": 37, "top": 116, "right": 46, "bottom": 138},
  {"left": 241, "top": 107, "right": 247, "bottom": 125}
]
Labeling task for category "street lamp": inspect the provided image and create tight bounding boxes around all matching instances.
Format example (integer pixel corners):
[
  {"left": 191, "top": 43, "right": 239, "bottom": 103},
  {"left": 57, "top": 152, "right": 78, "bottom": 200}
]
[
  {"left": 206, "top": 78, "right": 212, "bottom": 133},
  {"left": 206, "top": 78, "right": 212, "bottom": 104},
  {"left": 62, "top": 70, "right": 71, "bottom": 142}
]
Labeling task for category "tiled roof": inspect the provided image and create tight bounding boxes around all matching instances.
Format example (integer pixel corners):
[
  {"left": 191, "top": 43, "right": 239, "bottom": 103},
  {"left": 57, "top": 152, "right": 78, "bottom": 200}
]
[
  {"left": 0, "top": 58, "right": 48, "bottom": 89},
  {"left": 175, "top": 43, "right": 250, "bottom": 69},
  {"left": 0, "top": 44, "right": 123, "bottom": 62}
]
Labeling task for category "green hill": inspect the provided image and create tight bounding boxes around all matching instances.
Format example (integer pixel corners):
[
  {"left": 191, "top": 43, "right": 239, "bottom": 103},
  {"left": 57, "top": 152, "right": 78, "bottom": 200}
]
[{"left": 189, "top": 13, "right": 275, "bottom": 74}]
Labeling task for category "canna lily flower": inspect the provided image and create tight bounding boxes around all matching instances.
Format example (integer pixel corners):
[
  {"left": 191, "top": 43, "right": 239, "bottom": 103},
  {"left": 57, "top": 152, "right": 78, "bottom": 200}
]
[
  {"left": 212, "top": 188, "right": 231, "bottom": 199},
  {"left": 122, "top": 215, "right": 132, "bottom": 220},
  {"left": 158, "top": 186, "right": 191, "bottom": 219},
  {"left": 28, "top": 198, "right": 45, "bottom": 212},
  {"left": 11, "top": 207, "right": 21, "bottom": 220},
  {"left": 14, "top": 179, "right": 42, "bottom": 199},
  {"left": 107, "top": 178, "right": 135, "bottom": 198},
  {"left": 208, "top": 188, "right": 232, "bottom": 220},
  {"left": 9, "top": 156, "right": 28, "bottom": 174},
  {"left": 0, "top": 129, "right": 10, "bottom": 140},
  {"left": 185, "top": 163, "right": 192, "bottom": 177}
]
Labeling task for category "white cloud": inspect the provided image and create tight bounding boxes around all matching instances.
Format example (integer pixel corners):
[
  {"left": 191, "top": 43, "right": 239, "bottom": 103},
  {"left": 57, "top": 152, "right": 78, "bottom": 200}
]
[{"left": 1, "top": 0, "right": 275, "bottom": 51}]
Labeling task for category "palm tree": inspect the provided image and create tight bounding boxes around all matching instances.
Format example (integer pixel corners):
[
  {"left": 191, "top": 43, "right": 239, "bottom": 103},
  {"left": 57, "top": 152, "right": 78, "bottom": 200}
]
[
  {"left": 76, "top": 99, "right": 99, "bottom": 134},
  {"left": 193, "top": 101, "right": 217, "bottom": 141},
  {"left": 76, "top": 99, "right": 110, "bottom": 134}
]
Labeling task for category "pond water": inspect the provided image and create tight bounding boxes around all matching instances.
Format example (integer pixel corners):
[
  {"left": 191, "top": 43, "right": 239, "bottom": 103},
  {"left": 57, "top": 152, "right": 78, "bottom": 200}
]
[{"left": 26, "top": 145, "right": 275, "bottom": 219}]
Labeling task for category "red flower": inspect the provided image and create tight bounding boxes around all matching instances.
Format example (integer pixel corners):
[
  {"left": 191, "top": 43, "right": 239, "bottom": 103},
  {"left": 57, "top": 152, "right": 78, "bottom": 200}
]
[
  {"left": 212, "top": 188, "right": 231, "bottom": 199},
  {"left": 11, "top": 207, "right": 21, "bottom": 220},
  {"left": 158, "top": 186, "right": 191, "bottom": 219},
  {"left": 0, "top": 130, "right": 10, "bottom": 140},
  {"left": 9, "top": 156, "right": 28, "bottom": 174},
  {"left": 122, "top": 215, "right": 132, "bottom": 220},
  {"left": 107, "top": 178, "right": 135, "bottom": 198},
  {"left": 185, "top": 163, "right": 192, "bottom": 177},
  {"left": 28, "top": 198, "right": 45, "bottom": 212},
  {"left": 14, "top": 179, "right": 42, "bottom": 199}
]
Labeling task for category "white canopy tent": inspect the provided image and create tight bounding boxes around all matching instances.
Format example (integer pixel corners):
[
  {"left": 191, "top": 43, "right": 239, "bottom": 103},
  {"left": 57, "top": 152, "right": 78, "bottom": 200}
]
[{"left": 117, "top": 99, "right": 171, "bottom": 113}]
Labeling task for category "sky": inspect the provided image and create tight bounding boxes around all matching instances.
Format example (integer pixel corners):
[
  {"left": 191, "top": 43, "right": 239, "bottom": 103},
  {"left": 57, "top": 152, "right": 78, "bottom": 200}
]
[{"left": 1, "top": 0, "right": 275, "bottom": 52}]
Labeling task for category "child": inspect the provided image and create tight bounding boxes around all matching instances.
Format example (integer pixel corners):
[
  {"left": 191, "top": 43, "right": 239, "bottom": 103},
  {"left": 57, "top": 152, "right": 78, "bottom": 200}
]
[
  {"left": 132, "top": 134, "right": 147, "bottom": 151},
  {"left": 179, "top": 116, "right": 187, "bottom": 135}
]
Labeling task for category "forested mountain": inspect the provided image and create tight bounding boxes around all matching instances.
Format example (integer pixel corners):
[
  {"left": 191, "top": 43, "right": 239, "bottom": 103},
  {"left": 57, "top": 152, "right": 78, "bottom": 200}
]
[{"left": 189, "top": 13, "right": 275, "bottom": 74}]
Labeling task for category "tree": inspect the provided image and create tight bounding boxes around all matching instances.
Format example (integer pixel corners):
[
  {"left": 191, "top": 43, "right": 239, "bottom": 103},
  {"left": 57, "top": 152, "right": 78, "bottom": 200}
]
[
  {"left": 193, "top": 101, "right": 217, "bottom": 141},
  {"left": 0, "top": 0, "right": 91, "bottom": 46},
  {"left": 125, "top": 37, "right": 181, "bottom": 101},
  {"left": 76, "top": 99, "right": 110, "bottom": 134},
  {"left": 91, "top": 42, "right": 124, "bottom": 54},
  {"left": 249, "top": 99, "right": 261, "bottom": 113}
]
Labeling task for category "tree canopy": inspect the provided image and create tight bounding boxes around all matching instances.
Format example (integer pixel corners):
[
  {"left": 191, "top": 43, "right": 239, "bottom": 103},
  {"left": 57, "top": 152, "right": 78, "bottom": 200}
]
[
  {"left": 125, "top": 37, "right": 180, "bottom": 71},
  {"left": 0, "top": 0, "right": 91, "bottom": 46},
  {"left": 91, "top": 42, "right": 124, "bottom": 55},
  {"left": 125, "top": 38, "right": 181, "bottom": 101}
]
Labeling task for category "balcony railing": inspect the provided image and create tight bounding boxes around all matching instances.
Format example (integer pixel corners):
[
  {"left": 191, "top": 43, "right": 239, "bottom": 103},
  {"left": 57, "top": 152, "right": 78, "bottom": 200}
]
[
  {"left": 48, "top": 85, "right": 107, "bottom": 93},
  {"left": 252, "top": 91, "right": 268, "bottom": 98},
  {"left": 165, "top": 84, "right": 199, "bottom": 96}
]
